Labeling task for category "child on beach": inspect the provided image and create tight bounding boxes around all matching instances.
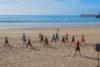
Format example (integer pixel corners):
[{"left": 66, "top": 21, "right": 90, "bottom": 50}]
[
  {"left": 22, "top": 33, "right": 26, "bottom": 44},
  {"left": 74, "top": 40, "right": 81, "bottom": 56},
  {"left": 26, "top": 38, "right": 34, "bottom": 49},
  {"left": 51, "top": 34, "right": 56, "bottom": 43},
  {"left": 81, "top": 35, "right": 85, "bottom": 45},
  {"left": 44, "top": 36, "right": 49, "bottom": 46},
  {"left": 4, "top": 36, "right": 11, "bottom": 47},
  {"left": 56, "top": 32, "right": 59, "bottom": 41},
  {"left": 60, "top": 36, "right": 66, "bottom": 45}
]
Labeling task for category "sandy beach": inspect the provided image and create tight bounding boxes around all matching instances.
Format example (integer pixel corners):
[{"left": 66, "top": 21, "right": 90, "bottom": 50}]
[{"left": 0, "top": 26, "right": 100, "bottom": 67}]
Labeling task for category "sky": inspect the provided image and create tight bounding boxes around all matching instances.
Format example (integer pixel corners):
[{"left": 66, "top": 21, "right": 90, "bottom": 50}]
[{"left": 0, "top": 0, "right": 100, "bottom": 15}]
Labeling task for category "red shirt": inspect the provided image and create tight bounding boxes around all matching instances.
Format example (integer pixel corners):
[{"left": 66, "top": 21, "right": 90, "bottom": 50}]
[
  {"left": 5, "top": 37, "right": 8, "bottom": 41},
  {"left": 76, "top": 42, "right": 80, "bottom": 47},
  {"left": 82, "top": 36, "right": 84, "bottom": 40},
  {"left": 66, "top": 34, "right": 68, "bottom": 38}
]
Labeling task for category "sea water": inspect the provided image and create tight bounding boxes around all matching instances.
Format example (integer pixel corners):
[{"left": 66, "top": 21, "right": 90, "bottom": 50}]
[{"left": 0, "top": 15, "right": 100, "bottom": 28}]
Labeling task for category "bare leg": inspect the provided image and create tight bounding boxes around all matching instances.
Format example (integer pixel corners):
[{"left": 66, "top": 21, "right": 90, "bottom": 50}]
[
  {"left": 26, "top": 44, "right": 29, "bottom": 48},
  {"left": 79, "top": 51, "right": 81, "bottom": 56}
]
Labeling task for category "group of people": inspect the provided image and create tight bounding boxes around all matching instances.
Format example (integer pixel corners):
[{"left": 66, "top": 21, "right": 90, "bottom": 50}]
[
  {"left": 22, "top": 33, "right": 34, "bottom": 49},
  {"left": 38, "top": 32, "right": 85, "bottom": 56},
  {"left": 2, "top": 31, "right": 86, "bottom": 56}
]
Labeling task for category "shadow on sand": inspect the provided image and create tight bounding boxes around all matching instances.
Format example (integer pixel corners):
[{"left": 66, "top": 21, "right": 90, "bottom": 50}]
[
  {"left": 47, "top": 45, "right": 58, "bottom": 50},
  {"left": 84, "top": 56, "right": 98, "bottom": 60}
]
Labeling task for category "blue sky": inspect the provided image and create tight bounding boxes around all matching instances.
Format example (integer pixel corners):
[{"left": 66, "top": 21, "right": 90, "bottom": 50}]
[{"left": 0, "top": 0, "right": 100, "bottom": 15}]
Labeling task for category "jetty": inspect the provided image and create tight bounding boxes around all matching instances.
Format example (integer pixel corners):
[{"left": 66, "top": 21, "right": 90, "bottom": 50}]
[{"left": 80, "top": 13, "right": 100, "bottom": 18}]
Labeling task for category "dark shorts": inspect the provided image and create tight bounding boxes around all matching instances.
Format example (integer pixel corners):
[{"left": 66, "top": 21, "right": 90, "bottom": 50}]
[
  {"left": 66, "top": 38, "right": 68, "bottom": 40},
  {"left": 72, "top": 39, "right": 75, "bottom": 43},
  {"left": 76, "top": 47, "right": 80, "bottom": 51},
  {"left": 5, "top": 41, "right": 8, "bottom": 43},
  {"left": 81, "top": 39, "right": 85, "bottom": 42},
  {"left": 62, "top": 40, "right": 65, "bottom": 42},
  {"left": 40, "top": 38, "right": 44, "bottom": 41}
]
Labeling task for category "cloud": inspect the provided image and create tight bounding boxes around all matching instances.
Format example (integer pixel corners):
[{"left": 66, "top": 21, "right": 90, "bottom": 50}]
[
  {"left": 0, "top": 0, "right": 99, "bottom": 15},
  {"left": 67, "top": 0, "right": 79, "bottom": 3}
]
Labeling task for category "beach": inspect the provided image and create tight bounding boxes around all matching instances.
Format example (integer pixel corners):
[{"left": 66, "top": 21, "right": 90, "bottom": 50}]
[{"left": 0, "top": 26, "right": 100, "bottom": 67}]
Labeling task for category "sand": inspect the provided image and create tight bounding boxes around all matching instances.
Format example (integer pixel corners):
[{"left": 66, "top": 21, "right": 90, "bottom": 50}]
[{"left": 0, "top": 26, "right": 100, "bottom": 67}]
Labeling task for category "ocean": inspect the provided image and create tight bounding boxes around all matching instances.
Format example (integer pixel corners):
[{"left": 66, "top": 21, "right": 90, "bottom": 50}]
[{"left": 0, "top": 15, "right": 100, "bottom": 28}]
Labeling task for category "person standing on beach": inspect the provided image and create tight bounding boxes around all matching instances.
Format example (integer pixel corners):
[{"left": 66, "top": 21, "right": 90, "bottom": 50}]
[
  {"left": 44, "top": 36, "right": 49, "bottom": 46},
  {"left": 56, "top": 32, "right": 59, "bottom": 41},
  {"left": 51, "top": 34, "right": 56, "bottom": 43},
  {"left": 72, "top": 35, "right": 75, "bottom": 43},
  {"left": 57, "top": 28, "right": 59, "bottom": 32},
  {"left": 4, "top": 36, "right": 11, "bottom": 47},
  {"left": 60, "top": 36, "right": 66, "bottom": 45},
  {"left": 26, "top": 38, "right": 34, "bottom": 49},
  {"left": 66, "top": 34, "right": 68, "bottom": 42},
  {"left": 74, "top": 40, "right": 81, "bottom": 56},
  {"left": 22, "top": 33, "right": 26, "bottom": 45},
  {"left": 70, "top": 35, "right": 75, "bottom": 46},
  {"left": 40, "top": 34, "right": 44, "bottom": 44},
  {"left": 81, "top": 35, "right": 85, "bottom": 45},
  {"left": 39, "top": 33, "right": 41, "bottom": 38}
]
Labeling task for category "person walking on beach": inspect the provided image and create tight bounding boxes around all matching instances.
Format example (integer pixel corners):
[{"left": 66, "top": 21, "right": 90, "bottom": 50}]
[
  {"left": 22, "top": 33, "right": 26, "bottom": 44},
  {"left": 56, "top": 32, "right": 59, "bottom": 41},
  {"left": 26, "top": 38, "right": 34, "bottom": 49},
  {"left": 66, "top": 34, "right": 68, "bottom": 42},
  {"left": 40, "top": 34, "right": 44, "bottom": 44},
  {"left": 51, "top": 34, "right": 56, "bottom": 43},
  {"left": 81, "top": 35, "right": 85, "bottom": 45},
  {"left": 74, "top": 40, "right": 81, "bottom": 56},
  {"left": 4, "top": 36, "right": 11, "bottom": 47},
  {"left": 44, "top": 36, "right": 49, "bottom": 46},
  {"left": 60, "top": 36, "right": 66, "bottom": 45}
]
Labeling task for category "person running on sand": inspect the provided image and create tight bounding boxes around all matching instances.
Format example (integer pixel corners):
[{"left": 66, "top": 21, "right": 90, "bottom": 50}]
[
  {"left": 60, "top": 36, "right": 66, "bottom": 45},
  {"left": 81, "top": 35, "right": 85, "bottom": 45},
  {"left": 56, "top": 32, "right": 60, "bottom": 41},
  {"left": 66, "top": 34, "right": 68, "bottom": 42},
  {"left": 40, "top": 34, "right": 44, "bottom": 44},
  {"left": 51, "top": 34, "right": 56, "bottom": 43},
  {"left": 44, "top": 36, "right": 49, "bottom": 46},
  {"left": 22, "top": 33, "right": 26, "bottom": 44},
  {"left": 74, "top": 40, "right": 81, "bottom": 56},
  {"left": 4, "top": 36, "right": 11, "bottom": 47},
  {"left": 26, "top": 38, "right": 34, "bottom": 49}
]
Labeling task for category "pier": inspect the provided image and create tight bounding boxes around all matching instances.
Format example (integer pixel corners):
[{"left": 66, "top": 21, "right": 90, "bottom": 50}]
[{"left": 80, "top": 13, "right": 100, "bottom": 18}]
